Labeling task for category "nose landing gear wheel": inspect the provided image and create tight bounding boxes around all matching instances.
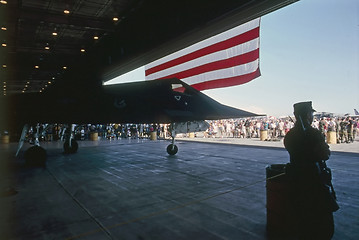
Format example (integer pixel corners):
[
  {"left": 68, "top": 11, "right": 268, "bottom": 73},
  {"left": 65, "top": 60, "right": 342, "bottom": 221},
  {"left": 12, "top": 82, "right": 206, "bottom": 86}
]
[{"left": 167, "top": 144, "right": 178, "bottom": 155}]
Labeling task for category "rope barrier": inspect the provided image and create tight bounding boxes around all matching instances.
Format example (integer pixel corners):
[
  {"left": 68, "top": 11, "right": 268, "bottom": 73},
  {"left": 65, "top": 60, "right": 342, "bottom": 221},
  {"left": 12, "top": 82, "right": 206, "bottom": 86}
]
[{"left": 65, "top": 172, "right": 286, "bottom": 239}]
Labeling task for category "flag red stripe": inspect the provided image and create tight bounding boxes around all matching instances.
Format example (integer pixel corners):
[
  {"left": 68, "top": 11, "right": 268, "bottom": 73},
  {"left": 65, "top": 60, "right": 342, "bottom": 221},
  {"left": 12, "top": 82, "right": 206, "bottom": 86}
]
[
  {"left": 154, "top": 49, "right": 259, "bottom": 80},
  {"left": 191, "top": 68, "right": 261, "bottom": 91},
  {"left": 145, "top": 27, "right": 259, "bottom": 76}
]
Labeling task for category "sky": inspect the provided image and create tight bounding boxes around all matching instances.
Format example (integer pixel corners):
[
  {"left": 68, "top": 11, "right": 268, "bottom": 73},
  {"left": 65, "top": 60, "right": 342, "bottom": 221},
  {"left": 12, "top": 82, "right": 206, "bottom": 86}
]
[
  {"left": 106, "top": 0, "right": 359, "bottom": 117},
  {"left": 203, "top": 0, "right": 359, "bottom": 117}
]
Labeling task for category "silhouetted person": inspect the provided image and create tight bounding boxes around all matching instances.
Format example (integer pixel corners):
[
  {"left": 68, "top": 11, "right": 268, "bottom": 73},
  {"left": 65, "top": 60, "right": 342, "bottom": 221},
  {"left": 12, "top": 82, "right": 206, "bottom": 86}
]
[{"left": 284, "top": 101, "right": 339, "bottom": 240}]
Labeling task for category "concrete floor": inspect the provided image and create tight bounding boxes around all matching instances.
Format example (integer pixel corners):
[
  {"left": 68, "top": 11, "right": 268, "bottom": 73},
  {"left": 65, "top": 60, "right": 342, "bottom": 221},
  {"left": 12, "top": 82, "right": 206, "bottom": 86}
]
[{"left": 0, "top": 138, "right": 358, "bottom": 239}]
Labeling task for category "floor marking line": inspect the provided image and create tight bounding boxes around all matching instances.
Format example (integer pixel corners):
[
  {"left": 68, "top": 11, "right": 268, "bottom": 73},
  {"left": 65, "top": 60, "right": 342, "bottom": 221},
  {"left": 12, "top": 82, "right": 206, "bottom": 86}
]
[{"left": 46, "top": 168, "right": 114, "bottom": 240}]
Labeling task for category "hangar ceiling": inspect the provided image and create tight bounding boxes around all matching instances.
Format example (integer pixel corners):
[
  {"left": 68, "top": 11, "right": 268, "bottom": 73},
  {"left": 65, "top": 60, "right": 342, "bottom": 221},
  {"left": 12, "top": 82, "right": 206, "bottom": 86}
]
[{"left": 0, "top": 0, "right": 298, "bottom": 95}]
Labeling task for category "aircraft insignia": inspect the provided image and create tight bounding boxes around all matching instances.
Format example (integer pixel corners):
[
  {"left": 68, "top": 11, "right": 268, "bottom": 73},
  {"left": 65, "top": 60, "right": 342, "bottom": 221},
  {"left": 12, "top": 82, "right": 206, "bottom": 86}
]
[{"left": 114, "top": 99, "right": 126, "bottom": 109}]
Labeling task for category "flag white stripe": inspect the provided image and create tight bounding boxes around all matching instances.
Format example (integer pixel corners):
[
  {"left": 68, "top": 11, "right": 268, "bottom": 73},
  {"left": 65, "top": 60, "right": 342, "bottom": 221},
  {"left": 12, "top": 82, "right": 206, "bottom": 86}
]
[
  {"left": 145, "top": 38, "right": 259, "bottom": 80},
  {"left": 182, "top": 59, "right": 259, "bottom": 86}
]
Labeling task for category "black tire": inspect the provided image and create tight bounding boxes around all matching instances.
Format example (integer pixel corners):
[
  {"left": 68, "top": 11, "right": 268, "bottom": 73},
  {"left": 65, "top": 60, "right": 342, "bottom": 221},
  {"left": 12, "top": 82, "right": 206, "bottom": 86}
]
[
  {"left": 64, "top": 139, "right": 78, "bottom": 154},
  {"left": 24, "top": 146, "right": 47, "bottom": 167},
  {"left": 166, "top": 144, "right": 178, "bottom": 155}
]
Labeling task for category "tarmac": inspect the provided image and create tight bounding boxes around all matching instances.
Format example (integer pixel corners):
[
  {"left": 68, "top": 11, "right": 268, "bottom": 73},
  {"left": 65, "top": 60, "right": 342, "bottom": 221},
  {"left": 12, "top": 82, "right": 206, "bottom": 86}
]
[
  {"left": 0, "top": 136, "right": 358, "bottom": 240},
  {"left": 177, "top": 134, "right": 359, "bottom": 154}
]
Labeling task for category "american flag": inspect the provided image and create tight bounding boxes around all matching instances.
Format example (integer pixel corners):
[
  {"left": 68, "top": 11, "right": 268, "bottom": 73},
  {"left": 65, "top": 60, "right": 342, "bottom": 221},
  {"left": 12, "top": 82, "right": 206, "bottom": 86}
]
[{"left": 145, "top": 18, "right": 261, "bottom": 91}]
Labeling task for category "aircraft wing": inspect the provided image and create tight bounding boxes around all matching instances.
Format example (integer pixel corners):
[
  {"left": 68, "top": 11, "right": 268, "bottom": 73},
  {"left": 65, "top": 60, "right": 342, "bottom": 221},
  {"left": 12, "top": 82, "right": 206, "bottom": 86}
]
[
  {"left": 2, "top": 78, "right": 258, "bottom": 129},
  {"left": 101, "top": 78, "right": 258, "bottom": 123}
]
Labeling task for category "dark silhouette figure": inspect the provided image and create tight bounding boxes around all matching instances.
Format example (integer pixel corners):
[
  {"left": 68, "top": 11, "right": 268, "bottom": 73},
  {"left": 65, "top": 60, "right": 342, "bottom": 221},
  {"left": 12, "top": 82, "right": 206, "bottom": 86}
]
[{"left": 284, "top": 101, "right": 339, "bottom": 240}]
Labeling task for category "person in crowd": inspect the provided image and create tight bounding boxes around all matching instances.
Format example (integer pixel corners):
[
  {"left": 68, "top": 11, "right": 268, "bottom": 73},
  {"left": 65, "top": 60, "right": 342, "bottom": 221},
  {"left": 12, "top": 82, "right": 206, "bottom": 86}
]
[
  {"left": 270, "top": 120, "right": 277, "bottom": 139},
  {"left": 319, "top": 117, "right": 327, "bottom": 137},
  {"left": 256, "top": 121, "right": 261, "bottom": 138},
  {"left": 340, "top": 118, "right": 348, "bottom": 143},
  {"left": 327, "top": 118, "right": 336, "bottom": 132},
  {"left": 347, "top": 117, "right": 354, "bottom": 143},
  {"left": 335, "top": 118, "right": 341, "bottom": 144},
  {"left": 312, "top": 118, "right": 319, "bottom": 129},
  {"left": 244, "top": 119, "right": 251, "bottom": 138},
  {"left": 353, "top": 118, "right": 358, "bottom": 140},
  {"left": 277, "top": 120, "right": 285, "bottom": 137},
  {"left": 225, "top": 121, "right": 232, "bottom": 137}
]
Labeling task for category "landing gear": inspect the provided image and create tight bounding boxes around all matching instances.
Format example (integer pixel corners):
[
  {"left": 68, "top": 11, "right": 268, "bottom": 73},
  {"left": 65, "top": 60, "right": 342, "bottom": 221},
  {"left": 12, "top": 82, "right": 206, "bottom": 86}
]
[
  {"left": 16, "top": 124, "right": 29, "bottom": 157},
  {"left": 64, "top": 139, "right": 78, "bottom": 154},
  {"left": 167, "top": 125, "right": 178, "bottom": 155},
  {"left": 63, "top": 124, "right": 78, "bottom": 154},
  {"left": 19, "top": 124, "right": 47, "bottom": 167},
  {"left": 23, "top": 124, "right": 46, "bottom": 166},
  {"left": 167, "top": 143, "right": 178, "bottom": 155},
  {"left": 24, "top": 145, "right": 47, "bottom": 167}
]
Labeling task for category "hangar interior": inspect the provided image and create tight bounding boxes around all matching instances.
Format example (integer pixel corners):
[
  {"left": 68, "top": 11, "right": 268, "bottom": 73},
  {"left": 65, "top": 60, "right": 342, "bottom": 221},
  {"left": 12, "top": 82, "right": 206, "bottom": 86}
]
[
  {"left": 1, "top": 1, "right": 359, "bottom": 240},
  {"left": 0, "top": 0, "right": 297, "bottom": 95}
]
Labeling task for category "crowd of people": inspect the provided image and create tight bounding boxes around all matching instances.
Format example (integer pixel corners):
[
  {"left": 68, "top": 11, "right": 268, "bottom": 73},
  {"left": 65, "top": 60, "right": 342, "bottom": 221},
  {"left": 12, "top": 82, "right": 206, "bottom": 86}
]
[
  {"left": 25, "top": 123, "right": 165, "bottom": 143},
  {"left": 22, "top": 116, "right": 358, "bottom": 144},
  {"left": 203, "top": 116, "right": 358, "bottom": 144},
  {"left": 204, "top": 118, "right": 292, "bottom": 139}
]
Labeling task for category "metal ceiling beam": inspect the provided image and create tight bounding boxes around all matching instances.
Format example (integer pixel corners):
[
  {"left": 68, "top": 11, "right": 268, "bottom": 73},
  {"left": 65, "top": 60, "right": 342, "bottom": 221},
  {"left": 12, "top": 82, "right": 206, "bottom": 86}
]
[{"left": 18, "top": 7, "right": 117, "bottom": 32}]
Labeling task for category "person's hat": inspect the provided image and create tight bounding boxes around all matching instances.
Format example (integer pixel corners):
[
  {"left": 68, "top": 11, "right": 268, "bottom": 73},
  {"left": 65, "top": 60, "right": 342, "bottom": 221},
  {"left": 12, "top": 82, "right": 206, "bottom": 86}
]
[{"left": 293, "top": 101, "right": 316, "bottom": 115}]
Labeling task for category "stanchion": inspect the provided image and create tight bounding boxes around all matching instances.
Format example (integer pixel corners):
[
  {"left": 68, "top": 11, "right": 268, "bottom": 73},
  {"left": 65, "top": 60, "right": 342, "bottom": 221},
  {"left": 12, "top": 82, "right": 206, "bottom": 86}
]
[
  {"left": 0, "top": 135, "right": 10, "bottom": 144},
  {"left": 260, "top": 130, "right": 268, "bottom": 141},
  {"left": 90, "top": 132, "right": 98, "bottom": 141},
  {"left": 327, "top": 131, "right": 336, "bottom": 144},
  {"left": 150, "top": 132, "right": 157, "bottom": 140}
]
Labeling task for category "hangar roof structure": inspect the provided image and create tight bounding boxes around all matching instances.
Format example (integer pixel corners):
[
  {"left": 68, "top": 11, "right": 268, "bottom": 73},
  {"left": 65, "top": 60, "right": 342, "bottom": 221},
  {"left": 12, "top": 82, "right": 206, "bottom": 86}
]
[{"left": 0, "top": 0, "right": 298, "bottom": 95}]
